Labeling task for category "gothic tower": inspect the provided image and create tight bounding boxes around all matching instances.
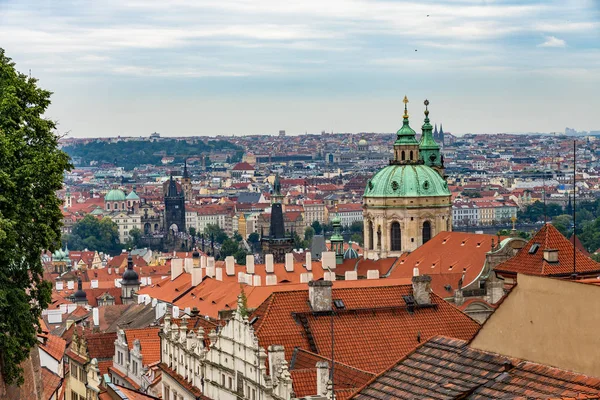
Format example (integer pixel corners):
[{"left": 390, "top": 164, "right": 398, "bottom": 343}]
[
  {"left": 261, "top": 174, "right": 293, "bottom": 262},
  {"left": 121, "top": 253, "right": 140, "bottom": 305},
  {"left": 181, "top": 159, "right": 193, "bottom": 202},
  {"left": 164, "top": 174, "right": 186, "bottom": 236}
]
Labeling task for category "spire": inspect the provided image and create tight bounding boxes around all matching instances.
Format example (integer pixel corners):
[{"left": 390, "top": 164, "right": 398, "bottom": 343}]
[
  {"left": 127, "top": 252, "right": 133, "bottom": 270},
  {"left": 403, "top": 95, "right": 409, "bottom": 120},
  {"left": 395, "top": 96, "right": 418, "bottom": 144},
  {"left": 434, "top": 123, "right": 438, "bottom": 135},
  {"left": 419, "top": 99, "right": 442, "bottom": 169},
  {"left": 439, "top": 124, "right": 444, "bottom": 135},
  {"left": 183, "top": 159, "right": 189, "bottom": 179}
]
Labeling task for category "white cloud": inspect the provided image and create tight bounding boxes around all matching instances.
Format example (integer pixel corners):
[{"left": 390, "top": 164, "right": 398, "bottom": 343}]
[{"left": 539, "top": 36, "right": 567, "bottom": 48}]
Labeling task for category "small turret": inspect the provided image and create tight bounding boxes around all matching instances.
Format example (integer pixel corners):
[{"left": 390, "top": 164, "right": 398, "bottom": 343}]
[
  {"left": 121, "top": 252, "right": 140, "bottom": 304},
  {"left": 74, "top": 277, "right": 88, "bottom": 306},
  {"left": 392, "top": 96, "right": 421, "bottom": 165},
  {"left": 419, "top": 99, "right": 444, "bottom": 177},
  {"left": 330, "top": 208, "right": 344, "bottom": 265}
]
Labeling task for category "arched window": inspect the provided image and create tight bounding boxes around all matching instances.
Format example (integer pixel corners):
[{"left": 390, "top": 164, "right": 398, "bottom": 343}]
[
  {"left": 410, "top": 150, "right": 413, "bottom": 160},
  {"left": 423, "top": 221, "right": 431, "bottom": 244},
  {"left": 122, "top": 202, "right": 125, "bottom": 210},
  {"left": 107, "top": 203, "right": 111, "bottom": 210},
  {"left": 391, "top": 222, "right": 401, "bottom": 251},
  {"left": 368, "top": 221, "right": 374, "bottom": 249},
  {"left": 401, "top": 151, "right": 406, "bottom": 161},
  {"left": 144, "top": 223, "right": 151, "bottom": 235},
  {"left": 154, "top": 223, "right": 159, "bottom": 232}
]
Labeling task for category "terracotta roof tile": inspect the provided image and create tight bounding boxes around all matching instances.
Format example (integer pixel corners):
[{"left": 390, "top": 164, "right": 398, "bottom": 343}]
[
  {"left": 41, "top": 367, "right": 62, "bottom": 400},
  {"left": 350, "top": 336, "right": 600, "bottom": 399},
  {"left": 495, "top": 224, "right": 600, "bottom": 277},
  {"left": 124, "top": 327, "right": 161, "bottom": 365},
  {"left": 39, "top": 333, "right": 66, "bottom": 361},
  {"left": 251, "top": 283, "right": 480, "bottom": 373}
]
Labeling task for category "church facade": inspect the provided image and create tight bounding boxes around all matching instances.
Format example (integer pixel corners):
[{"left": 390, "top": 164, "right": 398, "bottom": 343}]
[{"left": 363, "top": 97, "right": 452, "bottom": 259}]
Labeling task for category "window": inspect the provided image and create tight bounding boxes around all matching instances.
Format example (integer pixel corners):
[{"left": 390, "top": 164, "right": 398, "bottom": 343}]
[
  {"left": 164, "top": 385, "right": 170, "bottom": 400},
  {"left": 132, "top": 361, "right": 137, "bottom": 375},
  {"left": 368, "top": 221, "right": 374, "bottom": 249},
  {"left": 229, "top": 376, "right": 233, "bottom": 389},
  {"left": 423, "top": 221, "right": 431, "bottom": 244},
  {"left": 390, "top": 222, "right": 401, "bottom": 251},
  {"left": 222, "top": 374, "right": 226, "bottom": 386}
]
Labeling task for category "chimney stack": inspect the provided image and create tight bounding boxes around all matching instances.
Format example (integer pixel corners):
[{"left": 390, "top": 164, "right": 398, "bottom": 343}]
[
  {"left": 246, "top": 255, "right": 255, "bottom": 274},
  {"left": 265, "top": 254, "right": 274, "bottom": 273},
  {"left": 543, "top": 249, "right": 558, "bottom": 263},
  {"left": 305, "top": 252, "right": 312, "bottom": 271},
  {"left": 308, "top": 280, "right": 332, "bottom": 312},
  {"left": 316, "top": 361, "right": 330, "bottom": 396},
  {"left": 412, "top": 274, "right": 432, "bottom": 305},
  {"left": 285, "top": 253, "right": 294, "bottom": 272},
  {"left": 225, "top": 256, "right": 235, "bottom": 276}
]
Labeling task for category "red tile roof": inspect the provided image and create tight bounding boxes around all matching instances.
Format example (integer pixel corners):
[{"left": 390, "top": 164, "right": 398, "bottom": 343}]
[
  {"left": 495, "top": 224, "right": 600, "bottom": 277},
  {"left": 389, "top": 231, "right": 501, "bottom": 296},
  {"left": 232, "top": 162, "right": 255, "bottom": 171},
  {"left": 251, "top": 282, "right": 480, "bottom": 373},
  {"left": 124, "top": 327, "right": 161, "bottom": 365},
  {"left": 41, "top": 367, "right": 62, "bottom": 400},
  {"left": 350, "top": 336, "right": 600, "bottom": 399},
  {"left": 290, "top": 348, "right": 374, "bottom": 399},
  {"left": 39, "top": 333, "right": 67, "bottom": 361}
]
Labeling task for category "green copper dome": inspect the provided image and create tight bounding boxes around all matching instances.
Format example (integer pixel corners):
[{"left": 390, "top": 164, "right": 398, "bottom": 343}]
[
  {"left": 364, "top": 164, "right": 450, "bottom": 198},
  {"left": 126, "top": 191, "right": 140, "bottom": 200},
  {"left": 105, "top": 189, "right": 126, "bottom": 201}
]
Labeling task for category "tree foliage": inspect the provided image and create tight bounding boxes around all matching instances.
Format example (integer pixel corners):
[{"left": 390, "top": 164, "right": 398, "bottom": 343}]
[
  {"left": 0, "top": 49, "right": 71, "bottom": 385},
  {"left": 63, "top": 138, "right": 242, "bottom": 170},
  {"left": 203, "top": 224, "right": 228, "bottom": 244},
  {"left": 311, "top": 221, "right": 322, "bottom": 235},
  {"left": 64, "top": 214, "right": 122, "bottom": 255}
]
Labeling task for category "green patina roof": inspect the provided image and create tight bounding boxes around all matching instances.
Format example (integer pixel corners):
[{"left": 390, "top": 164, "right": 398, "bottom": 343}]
[
  {"left": 364, "top": 164, "right": 450, "bottom": 198},
  {"left": 395, "top": 119, "right": 419, "bottom": 146},
  {"left": 126, "top": 191, "right": 140, "bottom": 200},
  {"left": 105, "top": 189, "right": 126, "bottom": 201}
]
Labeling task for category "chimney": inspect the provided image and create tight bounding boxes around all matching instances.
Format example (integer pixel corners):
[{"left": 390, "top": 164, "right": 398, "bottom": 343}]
[
  {"left": 322, "top": 251, "right": 336, "bottom": 270},
  {"left": 91, "top": 280, "right": 98, "bottom": 289},
  {"left": 246, "top": 255, "right": 255, "bottom": 274},
  {"left": 215, "top": 267, "right": 223, "bottom": 281},
  {"left": 200, "top": 255, "right": 207, "bottom": 269},
  {"left": 544, "top": 249, "right": 558, "bottom": 263},
  {"left": 56, "top": 281, "right": 64, "bottom": 291},
  {"left": 305, "top": 252, "right": 312, "bottom": 270},
  {"left": 225, "top": 256, "right": 235, "bottom": 276},
  {"left": 285, "top": 253, "right": 294, "bottom": 272},
  {"left": 92, "top": 308, "right": 99, "bottom": 327},
  {"left": 265, "top": 254, "right": 274, "bottom": 273},
  {"left": 308, "top": 280, "right": 332, "bottom": 312},
  {"left": 184, "top": 257, "right": 193, "bottom": 273},
  {"left": 108, "top": 268, "right": 112, "bottom": 275},
  {"left": 67, "top": 280, "right": 74, "bottom": 290},
  {"left": 345, "top": 271, "right": 357, "bottom": 281},
  {"left": 268, "top": 345, "right": 286, "bottom": 379},
  {"left": 191, "top": 265, "right": 203, "bottom": 287},
  {"left": 316, "top": 361, "right": 330, "bottom": 396},
  {"left": 412, "top": 274, "right": 432, "bottom": 305},
  {"left": 253, "top": 275, "right": 261, "bottom": 286},
  {"left": 207, "top": 257, "right": 215, "bottom": 269},
  {"left": 367, "top": 270, "right": 379, "bottom": 279},
  {"left": 265, "top": 275, "right": 277, "bottom": 286},
  {"left": 171, "top": 258, "right": 183, "bottom": 281}
]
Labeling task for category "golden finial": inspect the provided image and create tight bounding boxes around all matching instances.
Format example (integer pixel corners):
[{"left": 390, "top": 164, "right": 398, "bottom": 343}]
[
  {"left": 403, "top": 95, "right": 409, "bottom": 119},
  {"left": 511, "top": 215, "right": 517, "bottom": 230}
]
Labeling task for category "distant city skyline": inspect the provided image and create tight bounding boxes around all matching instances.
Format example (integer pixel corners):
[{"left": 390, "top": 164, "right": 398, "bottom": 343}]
[{"left": 1, "top": 0, "right": 598, "bottom": 137}]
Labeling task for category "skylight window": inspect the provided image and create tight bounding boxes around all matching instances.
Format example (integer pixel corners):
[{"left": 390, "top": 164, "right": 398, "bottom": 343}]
[{"left": 529, "top": 243, "right": 540, "bottom": 254}]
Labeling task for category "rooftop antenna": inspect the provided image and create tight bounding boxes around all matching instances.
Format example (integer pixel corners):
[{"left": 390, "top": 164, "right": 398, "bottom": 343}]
[
  {"left": 542, "top": 164, "right": 547, "bottom": 224},
  {"left": 572, "top": 139, "right": 577, "bottom": 278}
]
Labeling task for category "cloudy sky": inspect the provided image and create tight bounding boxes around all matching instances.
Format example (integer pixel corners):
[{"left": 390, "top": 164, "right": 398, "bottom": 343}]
[{"left": 1, "top": 0, "right": 598, "bottom": 137}]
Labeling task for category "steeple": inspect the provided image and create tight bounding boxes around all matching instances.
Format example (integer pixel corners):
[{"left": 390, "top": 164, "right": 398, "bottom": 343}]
[
  {"left": 183, "top": 159, "right": 189, "bottom": 179},
  {"left": 330, "top": 206, "right": 344, "bottom": 265},
  {"left": 392, "top": 96, "right": 421, "bottom": 165},
  {"left": 419, "top": 100, "right": 444, "bottom": 176},
  {"left": 271, "top": 173, "right": 284, "bottom": 205}
]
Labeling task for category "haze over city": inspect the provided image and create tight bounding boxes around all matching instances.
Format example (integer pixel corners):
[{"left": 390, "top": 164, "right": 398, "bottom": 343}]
[{"left": 1, "top": 0, "right": 598, "bottom": 137}]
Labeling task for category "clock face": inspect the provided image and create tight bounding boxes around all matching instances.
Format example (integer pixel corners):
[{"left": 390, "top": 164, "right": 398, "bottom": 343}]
[{"left": 429, "top": 154, "right": 437, "bottom": 162}]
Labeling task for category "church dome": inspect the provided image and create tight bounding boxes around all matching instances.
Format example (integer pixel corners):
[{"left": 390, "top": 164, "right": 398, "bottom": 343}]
[
  {"left": 126, "top": 191, "right": 140, "bottom": 200},
  {"left": 122, "top": 268, "right": 139, "bottom": 283},
  {"left": 364, "top": 164, "right": 450, "bottom": 198},
  {"left": 344, "top": 247, "right": 359, "bottom": 259},
  {"left": 358, "top": 139, "right": 368, "bottom": 146},
  {"left": 105, "top": 189, "right": 126, "bottom": 201}
]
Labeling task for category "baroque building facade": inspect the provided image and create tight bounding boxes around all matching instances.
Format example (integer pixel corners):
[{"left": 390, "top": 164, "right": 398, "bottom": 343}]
[
  {"left": 363, "top": 98, "right": 452, "bottom": 258},
  {"left": 159, "top": 296, "right": 293, "bottom": 400}
]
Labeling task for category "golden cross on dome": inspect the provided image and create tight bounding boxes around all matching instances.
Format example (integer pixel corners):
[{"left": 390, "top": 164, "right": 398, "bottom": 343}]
[
  {"left": 511, "top": 215, "right": 517, "bottom": 230},
  {"left": 403, "top": 95, "right": 409, "bottom": 118}
]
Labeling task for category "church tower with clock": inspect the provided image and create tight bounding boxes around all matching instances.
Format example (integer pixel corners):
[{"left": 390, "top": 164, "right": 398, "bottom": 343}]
[{"left": 362, "top": 97, "right": 452, "bottom": 259}]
